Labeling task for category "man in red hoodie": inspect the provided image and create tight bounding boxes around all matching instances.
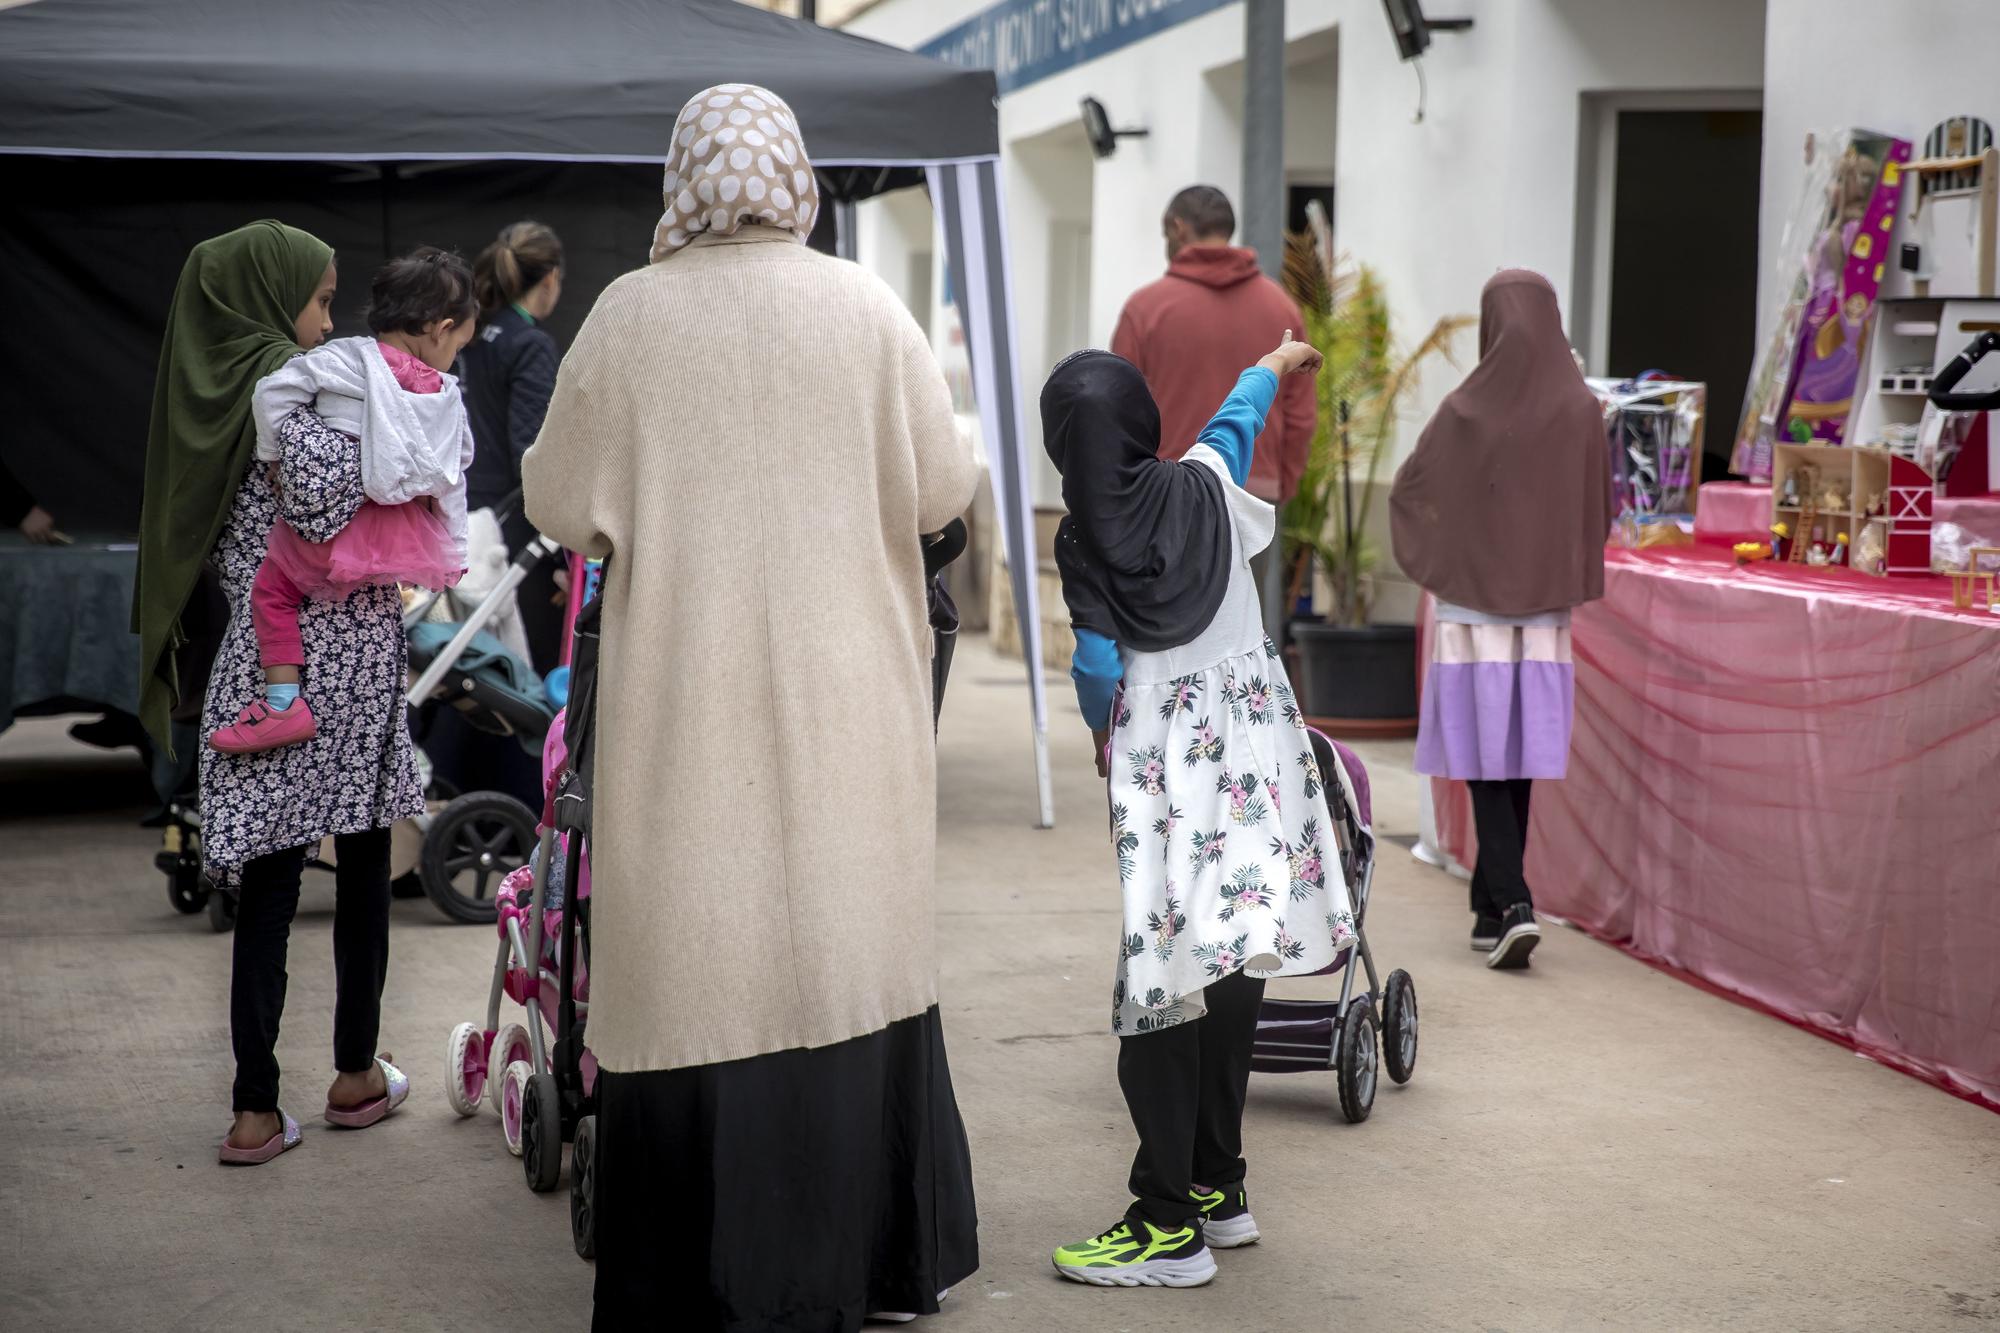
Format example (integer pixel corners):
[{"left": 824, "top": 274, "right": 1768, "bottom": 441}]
[
  {"left": 1112, "top": 187, "right": 1315, "bottom": 631},
  {"left": 1112, "top": 185, "right": 1316, "bottom": 504}
]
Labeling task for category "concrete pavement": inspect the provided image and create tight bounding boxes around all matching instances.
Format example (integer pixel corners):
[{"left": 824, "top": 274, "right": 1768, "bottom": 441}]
[{"left": 2, "top": 633, "right": 1996, "bottom": 1331}]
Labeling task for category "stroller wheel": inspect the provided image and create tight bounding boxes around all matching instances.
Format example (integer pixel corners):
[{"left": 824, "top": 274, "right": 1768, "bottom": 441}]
[
  {"left": 166, "top": 865, "right": 209, "bottom": 915},
  {"left": 571, "top": 1114, "right": 598, "bottom": 1261},
  {"left": 419, "top": 792, "right": 536, "bottom": 925},
  {"left": 1383, "top": 970, "right": 1419, "bottom": 1085},
  {"left": 522, "top": 1070, "right": 563, "bottom": 1193},
  {"left": 207, "top": 887, "right": 238, "bottom": 934},
  {"left": 445, "top": 1021, "right": 486, "bottom": 1117},
  {"left": 1335, "top": 997, "right": 1378, "bottom": 1124},
  {"left": 487, "top": 1023, "right": 533, "bottom": 1111},
  {"left": 501, "top": 1060, "right": 532, "bottom": 1157}
]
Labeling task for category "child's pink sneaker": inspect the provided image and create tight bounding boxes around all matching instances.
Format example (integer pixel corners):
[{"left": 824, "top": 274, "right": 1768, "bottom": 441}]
[{"left": 208, "top": 698, "right": 317, "bottom": 754}]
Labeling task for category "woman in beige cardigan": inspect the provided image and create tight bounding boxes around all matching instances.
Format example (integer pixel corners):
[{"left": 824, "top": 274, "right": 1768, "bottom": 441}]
[{"left": 523, "top": 84, "right": 982, "bottom": 1329}]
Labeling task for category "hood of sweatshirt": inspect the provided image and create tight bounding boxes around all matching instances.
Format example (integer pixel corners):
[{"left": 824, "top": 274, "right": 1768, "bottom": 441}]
[{"left": 1166, "top": 244, "right": 1264, "bottom": 290}]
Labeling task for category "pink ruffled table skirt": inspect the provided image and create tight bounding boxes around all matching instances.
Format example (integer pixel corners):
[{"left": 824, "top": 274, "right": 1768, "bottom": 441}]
[{"left": 1431, "top": 548, "right": 2000, "bottom": 1109}]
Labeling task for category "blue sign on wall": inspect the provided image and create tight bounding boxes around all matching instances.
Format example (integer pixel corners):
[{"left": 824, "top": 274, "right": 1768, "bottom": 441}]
[{"left": 919, "top": 0, "right": 1238, "bottom": 96}]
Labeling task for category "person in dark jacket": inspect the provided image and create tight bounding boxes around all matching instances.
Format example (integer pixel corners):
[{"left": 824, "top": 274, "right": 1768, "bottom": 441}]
[{"left": 457, "top": 220, "right": 565, "bottom": 669}]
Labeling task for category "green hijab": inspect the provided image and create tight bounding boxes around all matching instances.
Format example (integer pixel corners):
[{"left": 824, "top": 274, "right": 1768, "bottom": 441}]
[{"left": 133, "top": 219, "right": 334, "bottom": 752}]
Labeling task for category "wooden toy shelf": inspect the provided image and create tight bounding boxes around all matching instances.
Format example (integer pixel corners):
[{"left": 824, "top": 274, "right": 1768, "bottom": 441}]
[{"left": 1770, "top": 443, "right": 1891, "bottom": 567}]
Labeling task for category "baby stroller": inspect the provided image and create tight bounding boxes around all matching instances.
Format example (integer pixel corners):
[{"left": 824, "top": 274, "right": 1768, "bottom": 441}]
[
  {"left": 155, "top": 518, "right": 563, "bottom": 931},
  {"left": 402, "top": 533, "right": 562, "bottom": 925},
  {"left": 1250, "top": 730, "right": 1420, "bottom": 1123}
]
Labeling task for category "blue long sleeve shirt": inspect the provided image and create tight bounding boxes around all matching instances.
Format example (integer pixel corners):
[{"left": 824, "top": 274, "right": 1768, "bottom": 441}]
[{"left": 1069, "top": 366, "right": 1279, "bottom": 730}]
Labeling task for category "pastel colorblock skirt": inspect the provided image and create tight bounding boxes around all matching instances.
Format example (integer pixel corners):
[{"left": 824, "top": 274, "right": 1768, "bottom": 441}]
[{"left": 1415, "top": 621, "right": 1575, "bottom": 781}]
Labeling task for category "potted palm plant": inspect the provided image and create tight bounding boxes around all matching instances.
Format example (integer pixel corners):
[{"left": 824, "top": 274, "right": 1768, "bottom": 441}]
[{"left": 1279, "top": 208, "right": 1472, "bottom": 730}]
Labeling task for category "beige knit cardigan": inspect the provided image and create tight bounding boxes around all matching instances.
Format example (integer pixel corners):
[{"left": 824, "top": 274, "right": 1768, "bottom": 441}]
[{"left": 522, "top": 227, "right": 980, "bottom": 1073}]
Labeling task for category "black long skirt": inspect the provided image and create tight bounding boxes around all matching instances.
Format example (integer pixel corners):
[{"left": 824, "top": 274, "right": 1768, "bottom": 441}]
[{"left": 591, "top": 1005, "right": 979, "bottom": 1332}]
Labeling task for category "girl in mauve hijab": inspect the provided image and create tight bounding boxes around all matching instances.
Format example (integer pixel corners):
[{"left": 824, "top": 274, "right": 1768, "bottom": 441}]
[{"left": 1391, "top": 269, "right": 1613, "bottom": 970}]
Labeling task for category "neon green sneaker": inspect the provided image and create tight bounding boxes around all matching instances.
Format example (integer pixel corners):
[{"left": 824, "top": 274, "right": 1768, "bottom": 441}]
[
  {"left": 1051, "top": 1217, "right": 1217, "bottom": 1287},
  {"left": 1190, "top": 1185, "right": 1261, "bottom": 1248}
]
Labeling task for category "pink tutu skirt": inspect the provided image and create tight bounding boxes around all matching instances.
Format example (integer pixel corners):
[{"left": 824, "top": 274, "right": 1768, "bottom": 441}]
[{"left": 264, "top": 499, "right": 462, "bottom": 600}]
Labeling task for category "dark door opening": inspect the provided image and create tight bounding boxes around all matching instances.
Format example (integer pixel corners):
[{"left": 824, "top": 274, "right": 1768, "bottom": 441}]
[{"left": 1606, "top": 108, "right": 1763, "bottom": 481}]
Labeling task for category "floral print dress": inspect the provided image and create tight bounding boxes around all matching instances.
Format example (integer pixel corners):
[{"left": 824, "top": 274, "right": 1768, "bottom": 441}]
[
  {"left": 1107, "top": 445, "right": 1357, "bottom": 1035},
  {"left": 198, "top": 406, "right": 426, "bottom": 878}
]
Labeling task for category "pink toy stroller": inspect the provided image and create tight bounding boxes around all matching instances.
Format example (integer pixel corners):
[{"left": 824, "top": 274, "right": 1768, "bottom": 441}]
[
  {"left": 1249, "top": 730, "right": 1419, "bottom": 1123},
  {"left": 443, "top": 580, "right": 602, "bottom": 1256}
]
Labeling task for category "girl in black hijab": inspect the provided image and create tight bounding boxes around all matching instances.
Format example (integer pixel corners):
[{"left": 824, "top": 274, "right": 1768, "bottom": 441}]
[{"left": 1042, "top": 336, "right": 1347, "bottom": 1292}]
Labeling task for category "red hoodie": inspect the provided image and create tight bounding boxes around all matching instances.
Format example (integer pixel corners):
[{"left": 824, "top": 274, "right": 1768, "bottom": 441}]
[{"left": 1111, "top": 245, "right": 1317, "bottom": 504}]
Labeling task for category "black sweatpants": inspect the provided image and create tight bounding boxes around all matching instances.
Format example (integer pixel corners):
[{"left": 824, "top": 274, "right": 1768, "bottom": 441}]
[
  {"left": 1467, "top": 778, "right": 1534, "bottom": 917},
  {"left": 1117, "top": 968, "right": 1266, "bottom": 1230},
  {"left": 230, "top": 828, "right": 392, "bottom": 1112}
]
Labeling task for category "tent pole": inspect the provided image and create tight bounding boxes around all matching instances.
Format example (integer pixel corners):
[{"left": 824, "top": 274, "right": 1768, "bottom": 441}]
[
  {"left": 928, "top": 160, "right": 1056, "bottom": 829},
  {"left": 379, "top": 161, "right": 399, "bottom": 263},
  {"left": 835, "top": 199, "right": 858, "bottom": 261}
]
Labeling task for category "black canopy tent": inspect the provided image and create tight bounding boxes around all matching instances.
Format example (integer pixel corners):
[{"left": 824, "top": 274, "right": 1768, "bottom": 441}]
[{"left": 0, "top": 0, "right": 1055, "bottom": 822}]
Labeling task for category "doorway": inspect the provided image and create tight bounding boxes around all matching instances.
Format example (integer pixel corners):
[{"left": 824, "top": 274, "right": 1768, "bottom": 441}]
[{"left": 1575, "top": 96, "right": 1763, "bottom": 480}]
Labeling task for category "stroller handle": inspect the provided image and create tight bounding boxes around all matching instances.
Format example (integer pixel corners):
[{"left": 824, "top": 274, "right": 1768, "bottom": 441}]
[
  {"left": 924, "top": 518, "right": 969, "bottom": 580},
  {"left": 1928, "top": 330, "right": 2000, "bottom": 412}
]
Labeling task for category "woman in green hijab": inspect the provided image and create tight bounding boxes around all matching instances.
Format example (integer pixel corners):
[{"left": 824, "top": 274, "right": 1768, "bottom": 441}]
[
  {"left": 140, "top": 222, "right": 428, "bottom": 1164},
  {"left": 135, "top": 220, "right": 336, "bottom": 748}
]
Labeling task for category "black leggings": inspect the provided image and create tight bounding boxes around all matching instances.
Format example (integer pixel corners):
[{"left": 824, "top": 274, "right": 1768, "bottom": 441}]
[
  {"left": 1116, "top": 968, "right": 1266, "bottom": 1230},
  {"left": 1468, "top": 778, "right": 1534, "bottom": 917},
  {"left": 229, "top": 828, "right": 392, "bottom": 1113}
]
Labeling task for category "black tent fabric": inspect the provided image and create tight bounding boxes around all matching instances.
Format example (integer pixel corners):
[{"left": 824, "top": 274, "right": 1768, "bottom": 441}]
[
  {"left": 0, "top": 157, "right": 663, "bottom": 530},
  {"left": 0, "top": 0, "right": 1054, "bottom": 819},
  {"left": 0, "top": 0, "right": 997, "bottom": 164},
  {"left": 0, "top": 0, "right": 999, "bottom": 531}
]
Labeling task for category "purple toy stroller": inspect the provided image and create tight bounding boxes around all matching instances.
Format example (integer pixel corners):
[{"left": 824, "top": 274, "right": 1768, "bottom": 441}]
[{"left": 1250, "top": 730, "right": 1419, "bottom": 1122}]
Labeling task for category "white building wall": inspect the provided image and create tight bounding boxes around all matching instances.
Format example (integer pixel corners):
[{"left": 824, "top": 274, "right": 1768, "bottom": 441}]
[
  {"left": 1334, "top": 0, "right": 1765, "bottom": 440},
  {"left": 849, "top": 0, "right": 1343, "bottom": 504},
  {"left": 1757, "top": 0, "right": 2000, "bottom": 324},
  {"left": 847, "top": 0, "right": 1764, "bottom": 519}
]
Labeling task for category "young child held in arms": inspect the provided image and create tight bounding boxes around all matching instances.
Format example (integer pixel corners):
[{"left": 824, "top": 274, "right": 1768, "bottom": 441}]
[
  {"left": 1042, "top": 333, "right": 1356, "bottom": 1290},
  {"left": 209, "top": 247, "right": 477, "bottom": 754}
]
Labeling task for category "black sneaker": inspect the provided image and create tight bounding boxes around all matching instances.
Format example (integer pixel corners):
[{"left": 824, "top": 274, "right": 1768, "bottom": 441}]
[
  {"left": 1470, "top": 914, "right": 1503, "bottom": 951},
  {"left": 1190, "top": 1185, "right": 1260, "bottom": 1248},
  {"left": 1486, "top": 902, "right": 1541, "bottom": 969}
]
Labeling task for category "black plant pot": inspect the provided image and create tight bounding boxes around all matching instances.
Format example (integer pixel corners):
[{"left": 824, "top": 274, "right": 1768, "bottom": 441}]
[{"left": 1289, "top": 620, "right": 1418, "bottom": 734}]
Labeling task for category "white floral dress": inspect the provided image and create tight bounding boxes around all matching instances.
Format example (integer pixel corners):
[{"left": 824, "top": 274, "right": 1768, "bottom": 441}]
[{"left": 1106, "top": 445, "right": 1357, "bottom": 1035}]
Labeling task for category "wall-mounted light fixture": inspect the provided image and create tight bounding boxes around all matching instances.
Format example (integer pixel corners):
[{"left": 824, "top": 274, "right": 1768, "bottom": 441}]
[
  {"left": 1382, "top": 0, "right": 1473, "bottom": 60},
  {"left": 1081, "top": 97, "right": 1150, "bottom": 160},
  {"left": 1382, "top": 0, "right": 1473, "bottom": 123}
]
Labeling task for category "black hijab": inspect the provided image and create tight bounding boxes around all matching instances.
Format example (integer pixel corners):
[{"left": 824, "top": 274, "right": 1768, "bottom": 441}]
[{"left": 1041, "top": 351, "right": 1234, "bottom": 652}]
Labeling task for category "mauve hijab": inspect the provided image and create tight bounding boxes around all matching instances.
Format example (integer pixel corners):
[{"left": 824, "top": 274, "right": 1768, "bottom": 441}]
[{"left": 1389, "top": 270, "right": 1613, "bottom": 617}]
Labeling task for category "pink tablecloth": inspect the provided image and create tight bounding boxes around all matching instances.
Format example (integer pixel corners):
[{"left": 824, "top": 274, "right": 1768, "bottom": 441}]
[
  {"left": 1433, "top": 548, "right": 2000, "bottom": 1108},
  {"left": 1696, "top": 480, "right": 2000, "bottom": 548}
]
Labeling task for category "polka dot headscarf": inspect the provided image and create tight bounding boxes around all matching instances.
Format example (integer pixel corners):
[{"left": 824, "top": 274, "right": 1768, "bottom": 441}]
[{"left": 650, "top": 83, "right": 820, "bottom": 263}]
